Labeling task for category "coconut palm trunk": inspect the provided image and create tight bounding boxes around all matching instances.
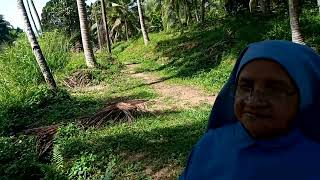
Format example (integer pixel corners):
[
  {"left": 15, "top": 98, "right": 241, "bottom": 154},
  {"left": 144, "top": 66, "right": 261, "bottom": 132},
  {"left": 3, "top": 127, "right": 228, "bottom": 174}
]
[
  {"left": 137, "top": 0, "right": 150, "bottom": 45},
  {"left": 261, "top": 0, "right": 270, "bottom": 14},
  {"left": 30, "top": 0, "right": 43, "bottom": 33},
  {"left": 288, "top": 0, "right": 304, "bottom": 44},
  {"left": 318, "top": 0, "right": 320, "bottom": 14},
  {"left": 201, "top": 0, "right": 205, "bottom": 22},
  {"left": 94, "top": 9, "right": 103, "bottom": 50},
  {"left": 76, "top": 0, "right": 97, "bottom": 68},
  {"left": 194, "top": 0, "right": 200, "bottom": 22},
  {"left": 17, "top": 0, "right": 57, "bottom": 92},
  {"left": 25, "top": 0, "right": 39, "bottom": 36},
  {"left": 125, "top": 18, "right": 129, "bottom": 41},
  {"left": 101, "top": 0, "right": 112, "bottom": 54}
]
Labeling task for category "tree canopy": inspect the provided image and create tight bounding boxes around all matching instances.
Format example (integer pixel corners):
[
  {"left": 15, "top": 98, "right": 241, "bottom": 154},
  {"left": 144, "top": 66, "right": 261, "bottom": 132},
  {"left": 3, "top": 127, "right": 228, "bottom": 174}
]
[{"left": 0, "top": 15, "right": 22, "bottom": 45}]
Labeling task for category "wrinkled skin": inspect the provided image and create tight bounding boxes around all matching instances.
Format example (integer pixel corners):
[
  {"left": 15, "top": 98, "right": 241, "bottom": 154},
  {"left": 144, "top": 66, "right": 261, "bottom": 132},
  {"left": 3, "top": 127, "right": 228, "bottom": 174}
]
[{"left": 234, "top": 60, "right": 299, "bottom": 139}]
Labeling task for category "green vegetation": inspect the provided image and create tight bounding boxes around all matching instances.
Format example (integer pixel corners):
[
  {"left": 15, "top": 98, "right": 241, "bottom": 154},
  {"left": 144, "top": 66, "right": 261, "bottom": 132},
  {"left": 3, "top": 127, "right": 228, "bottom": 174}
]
[
  {"left": 2, "top": 1, "right": 320, "bottom": 179},
  {"left": 0, "top": 15, "right": 22, "bottom": 46},
  {"left": 0, "top": 29, "right": 208, "bottom": 178},
  {"left": 115, "top": 9, "right": 320, "bottom": 93},
  {"left": 50, "top": 107, "right": 209, "bottom": 179}
]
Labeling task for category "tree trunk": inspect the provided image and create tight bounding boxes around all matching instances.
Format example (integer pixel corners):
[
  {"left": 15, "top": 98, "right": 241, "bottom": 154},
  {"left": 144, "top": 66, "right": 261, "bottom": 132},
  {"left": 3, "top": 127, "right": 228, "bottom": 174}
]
[
  {"left": 261, "top": 0, "right": 270, "bottom": 14},
  {"left": 201, "top": 0, "right": 205, "bottom": 22},
  {"left": 184, "top": 2, "right": 188, "bottom": 24},
  {"left": 194, "top": 0, "right": 200, "bottom": 22},
  {"left": 137, "top": 0, "right": 150, "bottom": 45},
  {"left": 17, "top": 0, "right": 57, "bottom": 92},
  {"left": 76, "top": 0, "right": 97, "bottom": 68},
  {"left": 125, "top": 18, "right": 129, "bottom": 41},
  {"left": 288, "top": 0, "right": 304, "bottom": 44},
  {"left": 317, "top": 0, "right": 320, "bottom": 14},
  {"left": 249, "top": 0, "right": 257, "bottom": 12},
  {"left": 30, "top": 0, "right": 43, "bottom": 33},
  {"left": 100, "top": 0, "right": 112, "bottom": 54},
  {"left": 114, "top": 31, "right": 118, "bottom": 43},
  {"left": 25, "top": 0, "right": 39, "bottom": 36},
  {"left": 184, "top": 0, "right": 191, "bottom": 25},
  {"left": 94, "top": 10, "right": 102, "bottom": 50}
]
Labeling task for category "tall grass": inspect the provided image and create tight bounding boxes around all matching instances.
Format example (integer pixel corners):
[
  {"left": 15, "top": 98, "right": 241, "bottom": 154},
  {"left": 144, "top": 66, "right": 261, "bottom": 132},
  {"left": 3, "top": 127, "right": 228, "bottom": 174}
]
[
  {"left": 0, "top": 31, "right": 72, "bottom": 135},
  {"left": 0, "top": 31, "right": 71, "bottom": 111}
]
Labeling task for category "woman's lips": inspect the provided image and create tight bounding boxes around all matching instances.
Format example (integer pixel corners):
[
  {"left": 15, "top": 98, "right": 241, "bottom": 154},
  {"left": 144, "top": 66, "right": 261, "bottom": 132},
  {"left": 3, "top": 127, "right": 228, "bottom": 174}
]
[{"left": 243, "top": 112, "right": 271, "bottom": 120}]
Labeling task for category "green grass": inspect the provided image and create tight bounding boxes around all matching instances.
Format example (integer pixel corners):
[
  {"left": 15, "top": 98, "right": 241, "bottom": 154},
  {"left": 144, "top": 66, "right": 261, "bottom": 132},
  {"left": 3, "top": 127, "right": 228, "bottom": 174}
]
[
  {"left": 0, "top": 46, "right": 208, "bottom": 179},
  {"left": 50, "top": 106, "right": 210, "bottom": 179},
  {"left": 0, "top": 31, "right": 71, "bottom": 112},
  {"left": 114, "top": 10, "right": 320, "bottom": 93},
  {"left": 2, "top": 7, "right": 320, "bottom": 179}
]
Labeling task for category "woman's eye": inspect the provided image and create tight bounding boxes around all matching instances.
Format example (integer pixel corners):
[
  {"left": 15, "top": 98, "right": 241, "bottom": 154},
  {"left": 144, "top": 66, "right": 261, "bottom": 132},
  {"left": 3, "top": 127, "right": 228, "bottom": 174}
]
[
  {"left": 238, "top": 84, "right": 252, "bottom": 91},
  {"left": 239, "top": 83, "right": 251, "bottom": 88},
  {"left": 268, "top": 85, "right": 286, "bottom": 92}
]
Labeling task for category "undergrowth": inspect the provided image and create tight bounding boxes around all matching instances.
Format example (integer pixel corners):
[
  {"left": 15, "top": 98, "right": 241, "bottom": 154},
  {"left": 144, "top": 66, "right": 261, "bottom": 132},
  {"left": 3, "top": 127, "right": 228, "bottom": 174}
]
[
  {"left": 2, "top": 7, "right": 320, "bottom": 179},
  {"left": 115, "top": 9, "right": 320, "bottom": 93}
]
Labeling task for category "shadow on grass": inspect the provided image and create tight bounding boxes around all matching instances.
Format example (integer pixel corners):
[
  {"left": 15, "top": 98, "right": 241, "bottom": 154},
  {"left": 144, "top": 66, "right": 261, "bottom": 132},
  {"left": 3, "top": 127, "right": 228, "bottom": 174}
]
[
  {"left": 112, "top": 76, "right": 174, "bottom": 94},
  {"left": 1, "top": 92, "right": 160, "bottom": 136},
  {"left": 56, "top": 111, "right": 207, "bottom": 178},
  {"left": 151, "top": 13, "right": 293, "bottom": 78}
]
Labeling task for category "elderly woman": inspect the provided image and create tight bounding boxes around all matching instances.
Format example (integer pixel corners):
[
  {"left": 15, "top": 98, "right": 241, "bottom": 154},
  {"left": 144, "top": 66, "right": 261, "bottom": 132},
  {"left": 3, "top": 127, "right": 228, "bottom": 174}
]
[{"left": 180, "top": 40, "right": 320, "bottom": 179}]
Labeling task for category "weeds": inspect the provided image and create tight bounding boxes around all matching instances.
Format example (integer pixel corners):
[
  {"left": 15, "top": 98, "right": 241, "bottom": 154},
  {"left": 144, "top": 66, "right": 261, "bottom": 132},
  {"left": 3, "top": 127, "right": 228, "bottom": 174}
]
[{"left": 2, "top": 8, "right": 320, "bottom": 179}]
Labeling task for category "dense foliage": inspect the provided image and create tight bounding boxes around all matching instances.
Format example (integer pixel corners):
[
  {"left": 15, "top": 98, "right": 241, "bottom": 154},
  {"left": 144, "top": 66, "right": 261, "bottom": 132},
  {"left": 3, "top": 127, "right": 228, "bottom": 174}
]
[
  {"left": 41, "top": 0, "right": 82, "bottom": 44},
  {"left": 2, "top": 0, "right": 320, "bottom": 178},
  {"left": 0, "top": 15, "right": 22, "bottom": 45}
]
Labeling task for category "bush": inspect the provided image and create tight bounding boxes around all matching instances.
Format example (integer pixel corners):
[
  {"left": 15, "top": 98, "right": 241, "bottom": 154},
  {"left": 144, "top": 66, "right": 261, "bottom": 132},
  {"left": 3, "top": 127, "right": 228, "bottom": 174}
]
[
  {"left": 0, "top": 31, "right": 71, "bottom": 111},
  {"left": 0, "top": 136, "right": 42, "bottom": 179},
  {"left": 0, "top": 88, "right": 70, "bottom": 135}
]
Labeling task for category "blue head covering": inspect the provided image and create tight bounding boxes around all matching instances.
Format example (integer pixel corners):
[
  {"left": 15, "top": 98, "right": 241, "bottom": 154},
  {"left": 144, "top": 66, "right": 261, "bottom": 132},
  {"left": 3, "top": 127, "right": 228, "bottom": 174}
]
[
  {"left": 207, "top": 40, "right": 320, "bottom": 141},
  {"left": 180, "top": 40, "right": 320, "bottom": 180}
]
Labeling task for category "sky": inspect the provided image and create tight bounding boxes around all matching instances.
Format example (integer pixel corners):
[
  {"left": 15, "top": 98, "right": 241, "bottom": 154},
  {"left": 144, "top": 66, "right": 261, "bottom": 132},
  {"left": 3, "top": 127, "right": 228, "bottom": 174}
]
[{"left": 0, "top": 0, "right": 97, "bottom": 29}]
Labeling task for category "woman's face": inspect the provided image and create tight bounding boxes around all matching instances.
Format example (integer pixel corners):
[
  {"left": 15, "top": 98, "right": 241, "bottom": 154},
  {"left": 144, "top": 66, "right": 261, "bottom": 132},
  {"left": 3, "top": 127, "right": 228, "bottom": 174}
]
[{"left": 234, "top": 60, "right": 299, "bottom": 139}]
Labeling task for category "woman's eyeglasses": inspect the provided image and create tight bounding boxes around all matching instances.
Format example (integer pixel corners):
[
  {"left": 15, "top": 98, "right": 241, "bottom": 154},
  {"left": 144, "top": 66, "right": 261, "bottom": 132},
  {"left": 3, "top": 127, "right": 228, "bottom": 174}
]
[{"left": 230, "top": 83, "right": 297, "bottom": 101}]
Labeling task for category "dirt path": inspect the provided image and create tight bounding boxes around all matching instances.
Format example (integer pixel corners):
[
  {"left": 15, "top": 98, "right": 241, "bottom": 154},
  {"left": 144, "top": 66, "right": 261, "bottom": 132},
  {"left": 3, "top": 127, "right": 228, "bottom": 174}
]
[{"left": 125, "top": 64, "right": 216, "bottom": 110}]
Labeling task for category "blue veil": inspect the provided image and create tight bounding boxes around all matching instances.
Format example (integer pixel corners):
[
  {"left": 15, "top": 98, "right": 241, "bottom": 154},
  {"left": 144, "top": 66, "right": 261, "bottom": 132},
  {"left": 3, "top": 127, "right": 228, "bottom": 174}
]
[
  {"left": 180, "top": 40, "right": 320, "bottom": 180},
  {"left": 207, "top": 40, "right": 320, "bottom": 141}
]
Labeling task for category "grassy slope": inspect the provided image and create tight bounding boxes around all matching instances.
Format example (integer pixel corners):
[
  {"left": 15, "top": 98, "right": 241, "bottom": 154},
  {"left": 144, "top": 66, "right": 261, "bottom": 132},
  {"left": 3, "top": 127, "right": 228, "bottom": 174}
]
[
  {"left": 115, "top": 9, "right": 320, "bottom": 93},
  {"left": 0, "top": 46, "right": 210, "bottom": 179},
  {"left": 40, "top": 52, "right": 211, "bottom": 179},
  {"left": 2, "top": 8, "right": 320, "bottom": 179}
]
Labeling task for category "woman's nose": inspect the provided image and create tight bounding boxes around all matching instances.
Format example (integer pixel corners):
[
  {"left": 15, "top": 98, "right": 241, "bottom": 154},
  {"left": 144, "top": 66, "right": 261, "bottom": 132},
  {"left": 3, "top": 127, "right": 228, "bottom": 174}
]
[{"left": 244, "top": 89, "right": 269, "bottom": 107}]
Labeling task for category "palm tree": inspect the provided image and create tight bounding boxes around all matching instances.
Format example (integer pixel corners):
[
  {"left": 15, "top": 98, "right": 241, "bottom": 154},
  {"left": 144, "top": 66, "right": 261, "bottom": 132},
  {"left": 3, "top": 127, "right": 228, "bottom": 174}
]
[
  {"left": 91, "top": 1, "right": 139, "bottom": 44},
  {"left": 100, "top": 0, "right": 112, "bottom": 54},
  {"left": 94, "top": 8, "right": 103, "bottom": 50},
  {"left": 17, "top": 0, "right": 57, "bottom": 92},
  {"left": 137, "top": 0, "right": 150, "bottom": 45},
  {"left": 109, "top": 1, "right": 139, "bottom": 41},
  {"left": 125, "top": 19, "right": 129, "bottom": 41},
  {"left": 0, "top": 15, "right": 12, "bottom": 43},
  {"left": 193, "top": 0, "right": 200, "bottom": 22},
  {"left": 317, "top": 0, "right": 320, "bottom": 14},
  {"left": 76, "top": 0, "right": 97, "bottom": 68},
  {"left": 261, "top": 0, "right": 270, "bottom": 14},
  {"left": 288, "top": 0, "right": 304, "bottom": 44},
  {"left": 200, "top": 0, "right": 205, "bottom": 22},
  {"left": 25, "top": 0, "right": 39, "bottom": 36},
  {"left": 29, "top": 0, "right": 43, "bottom": 33}
]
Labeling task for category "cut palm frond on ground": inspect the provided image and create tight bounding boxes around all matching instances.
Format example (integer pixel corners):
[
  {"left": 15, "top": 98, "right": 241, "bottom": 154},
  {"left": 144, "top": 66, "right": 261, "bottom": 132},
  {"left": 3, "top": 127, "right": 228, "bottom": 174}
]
[
  {"left": 81, "top": 99, "right": 149, "bottom": 127},
  {"left": 63, "top": 70, "right": 93, "bottom": 88},
  {"left": 23, "top": 125, "right": 59, "bottom": 157}
]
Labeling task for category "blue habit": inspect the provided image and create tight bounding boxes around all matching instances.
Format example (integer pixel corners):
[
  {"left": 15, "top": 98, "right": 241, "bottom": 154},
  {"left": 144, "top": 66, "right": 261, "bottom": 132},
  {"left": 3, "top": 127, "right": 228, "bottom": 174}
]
[{"left": 180, "top": 40, "right": 320, "bottom": 180}]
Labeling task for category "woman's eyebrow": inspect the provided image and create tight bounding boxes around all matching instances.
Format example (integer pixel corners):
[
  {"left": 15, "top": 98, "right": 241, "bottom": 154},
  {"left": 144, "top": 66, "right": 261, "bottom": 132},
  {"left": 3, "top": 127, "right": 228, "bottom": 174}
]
[
  {"left": 266, "top": 79, "right": 291, "bottom": 87},
  {"left": 238, "top": 77, "right": 253, "bottom": 83}
]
